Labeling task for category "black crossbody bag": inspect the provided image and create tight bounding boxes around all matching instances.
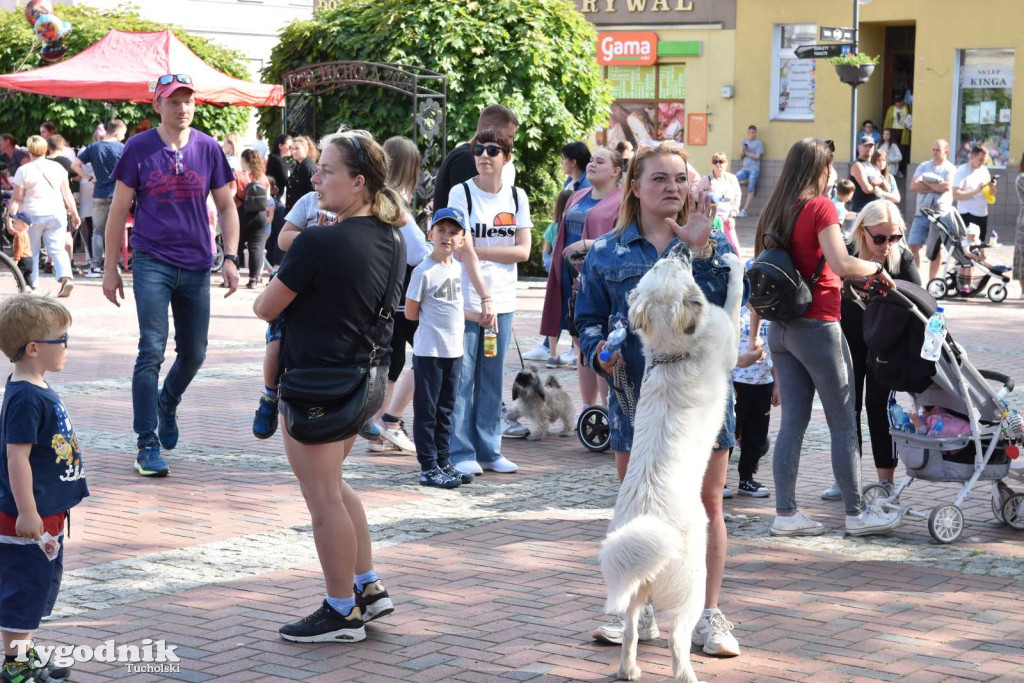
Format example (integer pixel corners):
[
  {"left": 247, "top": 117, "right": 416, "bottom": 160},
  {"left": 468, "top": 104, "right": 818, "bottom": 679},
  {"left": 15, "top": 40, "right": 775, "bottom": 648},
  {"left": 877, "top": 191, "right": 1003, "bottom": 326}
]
[{"left": 278, "top": 227, "right": 403, "bottom": 444}]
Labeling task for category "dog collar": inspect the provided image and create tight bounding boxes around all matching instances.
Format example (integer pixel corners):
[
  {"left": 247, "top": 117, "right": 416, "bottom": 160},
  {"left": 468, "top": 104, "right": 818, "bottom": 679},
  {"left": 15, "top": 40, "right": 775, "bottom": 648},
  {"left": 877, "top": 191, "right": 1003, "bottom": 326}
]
[{"left": 651, "top": 353, "right": 687, "bottom": 366}]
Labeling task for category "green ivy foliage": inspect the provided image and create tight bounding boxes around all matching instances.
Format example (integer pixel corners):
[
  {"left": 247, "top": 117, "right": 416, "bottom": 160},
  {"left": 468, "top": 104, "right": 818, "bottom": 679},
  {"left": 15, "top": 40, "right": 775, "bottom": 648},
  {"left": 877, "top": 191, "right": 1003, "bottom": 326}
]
[
  {"left": 261, "top": 0, "right": 611, "bottom": 275},
  {"left": 0, "top": 4, "right": 251, "bottom": 148}
]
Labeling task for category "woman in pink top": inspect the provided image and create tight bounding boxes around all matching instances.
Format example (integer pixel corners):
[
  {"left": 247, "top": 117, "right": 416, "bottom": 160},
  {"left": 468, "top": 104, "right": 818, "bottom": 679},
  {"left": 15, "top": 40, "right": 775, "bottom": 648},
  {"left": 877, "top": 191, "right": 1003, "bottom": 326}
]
[
  {"left": 693, "top": 152, "right": 742, "bottom": 250},
  {"left": 540, "top": 146, "right": 624, "bottom": 409}
]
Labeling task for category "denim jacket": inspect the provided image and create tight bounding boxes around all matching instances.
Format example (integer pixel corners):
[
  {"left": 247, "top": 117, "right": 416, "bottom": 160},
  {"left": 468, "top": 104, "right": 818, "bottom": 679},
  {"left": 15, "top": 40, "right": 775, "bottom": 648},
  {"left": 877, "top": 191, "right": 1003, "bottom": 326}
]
[{"left": 575, "top": 222, "right": 743, "bottom": 396}]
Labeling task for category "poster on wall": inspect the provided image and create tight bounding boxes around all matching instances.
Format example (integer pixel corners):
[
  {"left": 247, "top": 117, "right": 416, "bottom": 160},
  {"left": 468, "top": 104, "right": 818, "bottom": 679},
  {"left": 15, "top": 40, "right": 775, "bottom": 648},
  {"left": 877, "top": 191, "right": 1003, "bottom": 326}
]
[
  {"left": 658, "top": 102, "right": 686, "bottom": 141},
  {"left": 686, "top": 113, "right": 707, "bottom": 146},
  {"left": 607, "top": 65, "right": 656, "bottom": 100},
  {"left": 999, "top": 108, "right": 1012, "bottom": 123},
  {"left": 965, "top": 104, "right": 981, "bottom": 124},
  {"left": 606, "top": 102, "right": 658, "bottom": 148},
  {"left": 777, "top": 58, "right": 815, "bottom": 119},
  {"left": 979, "top": 100, "right": 997, "bottom": 125}
]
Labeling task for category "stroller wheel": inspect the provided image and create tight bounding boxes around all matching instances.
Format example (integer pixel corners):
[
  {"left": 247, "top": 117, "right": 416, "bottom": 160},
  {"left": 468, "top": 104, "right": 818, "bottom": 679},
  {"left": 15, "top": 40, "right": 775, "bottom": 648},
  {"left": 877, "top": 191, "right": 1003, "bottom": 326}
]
[
  {"left": 577, "top": 405, "right": 610, "bottom": 453},
  {"left": 926, "top": 278, "right": 948, "bottom": 299},
  {"left": 1003, "top": 493, "right": 1024, "bottom": 530},
  {"left": 863, "top": 483, "right": 892, "bottom": 509},
  {"left": 928, "top": 504, "right": 964, "bottom": 544},
  {"left": 987, "top": 283, "right": 1007, "bottom": 303},
  {"left": 992, "top": 481, "right": 1014, "bottom": 524}
]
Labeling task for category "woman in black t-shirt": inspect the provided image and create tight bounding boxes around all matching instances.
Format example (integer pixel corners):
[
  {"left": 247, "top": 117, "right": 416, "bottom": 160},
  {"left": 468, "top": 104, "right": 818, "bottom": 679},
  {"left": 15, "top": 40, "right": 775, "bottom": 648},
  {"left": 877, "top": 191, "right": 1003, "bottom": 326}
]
[
  {"left": 836, "top": 199, "right": 920, "bottom": 497},
  {"left": 284, "top": 136, "right": 318, "bottom": 214},
  {"left": 254, "top": 130, "right": 406, "bottom": 645}
]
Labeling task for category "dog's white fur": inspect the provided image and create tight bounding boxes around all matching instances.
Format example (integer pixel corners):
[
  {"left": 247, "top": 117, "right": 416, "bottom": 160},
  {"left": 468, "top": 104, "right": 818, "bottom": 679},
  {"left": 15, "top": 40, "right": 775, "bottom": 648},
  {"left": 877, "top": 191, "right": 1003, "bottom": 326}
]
[
  {"left": 508, "top": 369, "right": 575, "bottom": 441},
  {"left": 599, "top": 244, "right": 743, "bottom": 682}
]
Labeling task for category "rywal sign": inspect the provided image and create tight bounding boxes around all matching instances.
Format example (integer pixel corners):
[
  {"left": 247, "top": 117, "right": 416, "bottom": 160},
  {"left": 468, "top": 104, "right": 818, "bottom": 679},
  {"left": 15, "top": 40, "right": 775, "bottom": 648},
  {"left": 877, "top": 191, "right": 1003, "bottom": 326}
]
[{"left": 597, "top": 32, "right": 658, "bottom": 66}]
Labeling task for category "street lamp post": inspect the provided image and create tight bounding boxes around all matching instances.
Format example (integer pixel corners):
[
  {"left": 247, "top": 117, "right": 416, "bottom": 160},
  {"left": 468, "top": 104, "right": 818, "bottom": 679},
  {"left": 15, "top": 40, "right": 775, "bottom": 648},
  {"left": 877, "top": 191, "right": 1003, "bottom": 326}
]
[{"left": 850, "top": 0, "right": 860, "bottom": 163}]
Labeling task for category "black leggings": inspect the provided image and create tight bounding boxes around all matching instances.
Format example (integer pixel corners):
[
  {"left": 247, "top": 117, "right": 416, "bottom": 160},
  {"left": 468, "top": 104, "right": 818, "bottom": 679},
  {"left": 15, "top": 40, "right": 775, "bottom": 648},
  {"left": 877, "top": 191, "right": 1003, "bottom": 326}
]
[
  {"left": 239, "top": 213, "right": 268, "bottom": 281},
  {"left": 733, "top": 381, "right": 773, "bottom": 481},
  {"left": 388, "top": 311, "right": 418, "bottom": 382},
  {"left": 842, "top": 320, "right": 899, "bottom": 470}
]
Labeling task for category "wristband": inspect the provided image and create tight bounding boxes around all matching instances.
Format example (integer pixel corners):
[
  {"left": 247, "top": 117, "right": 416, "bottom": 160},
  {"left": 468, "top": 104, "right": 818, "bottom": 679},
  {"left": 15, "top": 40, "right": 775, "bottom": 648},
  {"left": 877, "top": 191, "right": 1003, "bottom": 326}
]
[
  {"left": 223, "top": 254, "right": 238, "bottom": 265},
  {"left": 871, "top": 259, "right": 883, "bottom": 275}
]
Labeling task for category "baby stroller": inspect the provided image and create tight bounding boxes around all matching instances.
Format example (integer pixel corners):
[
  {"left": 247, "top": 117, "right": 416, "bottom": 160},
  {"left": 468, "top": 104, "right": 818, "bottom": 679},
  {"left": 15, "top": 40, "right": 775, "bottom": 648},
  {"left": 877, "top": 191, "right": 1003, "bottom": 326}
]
[
  {"left": 856, "top": 279, "right": 1024, "bottom": 543},
  {"left": 563, "top": 250, "right": 612, "bottom": 452},
  {"left": 920, "top": 207, "right": 1011, "bottom": 303}
]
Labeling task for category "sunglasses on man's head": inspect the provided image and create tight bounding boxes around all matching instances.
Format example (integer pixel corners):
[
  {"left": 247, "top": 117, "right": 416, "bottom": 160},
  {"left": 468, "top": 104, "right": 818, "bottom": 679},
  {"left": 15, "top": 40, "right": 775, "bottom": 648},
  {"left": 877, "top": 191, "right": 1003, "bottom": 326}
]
[
  {"left": 863, "top": 224, "right": 904, "bottom": 245},
  {"left": 473, "top": 144, "right": 504, "bottom": 158},
  {"left": 157, "top": 74, "right": 192, "bottom": 86},
  {"left": 824, "top": 139, "right": 836, "bottom": 153}
]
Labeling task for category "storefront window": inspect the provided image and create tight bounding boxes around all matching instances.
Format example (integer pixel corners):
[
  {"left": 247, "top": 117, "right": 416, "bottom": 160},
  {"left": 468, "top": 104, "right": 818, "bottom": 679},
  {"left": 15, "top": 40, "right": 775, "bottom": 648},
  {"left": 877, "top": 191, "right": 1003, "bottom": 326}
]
[
  {"left": 602, "top": 65, "right": 687, "bottom": 146},
  {"left": 954, "top": 48, "right": 1014, "bottom": 168},
  {"left": 770, "top": 23, "right": 816, "bottom": 121}
]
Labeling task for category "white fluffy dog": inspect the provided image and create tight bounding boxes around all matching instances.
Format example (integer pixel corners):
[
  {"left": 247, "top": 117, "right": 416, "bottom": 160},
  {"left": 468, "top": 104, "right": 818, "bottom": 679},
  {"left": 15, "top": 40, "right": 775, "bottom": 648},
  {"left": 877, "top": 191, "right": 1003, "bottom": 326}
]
[{"left": 599, "top": 243, "right": 743, "bottom": 682}]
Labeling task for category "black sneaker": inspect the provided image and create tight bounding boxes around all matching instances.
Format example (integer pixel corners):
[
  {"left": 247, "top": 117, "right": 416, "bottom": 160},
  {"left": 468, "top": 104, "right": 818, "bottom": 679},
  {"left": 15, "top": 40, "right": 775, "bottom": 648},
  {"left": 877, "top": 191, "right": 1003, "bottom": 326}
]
[
  {"left": 419, "top": 466, "right": 461, "bottom": 489},
  {"left": 157, "top": 393, "right": 179, "bottom": 450},
  {"left": 738, "top": 479, "right": 770, "bottom": 498},
  {"left": 279, "top": 600, "right": 366, "bottom": 643},
  {"left": 440, "top": 462, "right": 473, "bottom": 484},
  {"left": 354, "top": 580, "right": 394, "bottom": 623}
]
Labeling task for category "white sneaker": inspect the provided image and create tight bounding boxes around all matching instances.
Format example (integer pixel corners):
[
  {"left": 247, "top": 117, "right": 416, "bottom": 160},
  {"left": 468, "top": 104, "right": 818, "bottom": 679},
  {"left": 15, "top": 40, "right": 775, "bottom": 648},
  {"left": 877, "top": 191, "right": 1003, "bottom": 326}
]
[
  {"left": 821, "top": 481, "right": 843, "bottom": 500},
  {"left": 736, "top": 209, "right": 748, "bottom": 218},
  {"left": 522, "top": 344, "right": 550, "bottom": 362},
  {"left": 378, "top": 421, "right": 416, "bottom": 452},
  {"left": 770, "top": 511, "right": 826, "bottom": 536},
  {"left": 453, "top": 460, "right": 483, "bottom": 476},
  {"left": 559, "top": 348, "right": 578, "bottom": 367},
  {"left": 501, "top": 414, "right": 530, "bottom": 439},
  {"left": 845, "top": 508, "right": 901, "bottom": 536},
  {"left": 722, "top": 485, "right": 735, "bottom": 499},
  {"left": 593, "top": 604, "right": 659, "bottom": 644},
  {"left": 85, "top": 267, "right": 104, "bottom": 279},
  {"left": 368, "top": 439, "right": 400, "bottom": 453},
  {"left": 691, "top": 608, "right": 740, "bottom": 657},
  {"left": 483, "top": 456, "right": 518, "bottom": 473}
]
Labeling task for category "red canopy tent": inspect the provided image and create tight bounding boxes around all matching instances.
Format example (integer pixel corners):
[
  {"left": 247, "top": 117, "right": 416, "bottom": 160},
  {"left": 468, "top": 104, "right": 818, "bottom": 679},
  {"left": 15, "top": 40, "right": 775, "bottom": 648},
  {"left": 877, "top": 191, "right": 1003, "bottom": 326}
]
[{"left": 0, "top": 29, "right": 283, "bottom": 107}]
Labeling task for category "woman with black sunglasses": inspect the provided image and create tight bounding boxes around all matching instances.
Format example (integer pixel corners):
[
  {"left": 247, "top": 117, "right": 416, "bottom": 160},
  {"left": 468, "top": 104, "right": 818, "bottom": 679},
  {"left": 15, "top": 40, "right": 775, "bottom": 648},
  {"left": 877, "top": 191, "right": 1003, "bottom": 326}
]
[
  {"left": 446, "top": 127, "right": 532, "bottom": 477},
  {"left": 827, "top": 199, "right": 920, "bottom": 500}
]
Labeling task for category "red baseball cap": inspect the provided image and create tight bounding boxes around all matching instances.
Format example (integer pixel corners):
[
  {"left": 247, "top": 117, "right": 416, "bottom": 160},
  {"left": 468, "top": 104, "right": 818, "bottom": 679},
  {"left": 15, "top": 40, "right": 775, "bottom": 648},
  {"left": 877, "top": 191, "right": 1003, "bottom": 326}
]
[{"left": 153, "top": 74, "right": 195, "bottom": 101}]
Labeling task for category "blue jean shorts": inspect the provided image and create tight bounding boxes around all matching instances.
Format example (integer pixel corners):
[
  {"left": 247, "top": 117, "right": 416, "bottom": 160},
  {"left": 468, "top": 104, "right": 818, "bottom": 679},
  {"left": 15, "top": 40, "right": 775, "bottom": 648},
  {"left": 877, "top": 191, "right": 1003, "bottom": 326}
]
[
  {"left": 610, "top": 380, "right": 736, "bottom": 453},
  {"left": 0, "top": 540, "right": 64, "bottom": 631},
  {"left": 735, "top": 168, "right": 760, "bottom": 194},
  {"left": 266, "top": 314, "right": 285, "bottom": 344},
  {"left": 908, "top": 215, "right": 932, "bottom": 246}
]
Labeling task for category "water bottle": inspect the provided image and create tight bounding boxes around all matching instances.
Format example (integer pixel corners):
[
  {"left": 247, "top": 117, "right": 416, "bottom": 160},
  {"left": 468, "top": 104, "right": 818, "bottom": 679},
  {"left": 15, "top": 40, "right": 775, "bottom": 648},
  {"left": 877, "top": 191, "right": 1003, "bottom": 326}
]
[
  {"left": 483, "top": 327, "right": 497, "bottom": 358},
  {"left": 888, "top": 400, "right": 906, "bottom": 429},
  {"left": 901, "top": 414, "right": 915, "bottom": 434},
  {"left": 929, "top": 420, "right": 945, "bottom": 436},
  {"left": 600, "top": 315, "right": 629, "bottom": 363},
  {"left": 920, "top": 307, "right": 947, "bottom": 362}
]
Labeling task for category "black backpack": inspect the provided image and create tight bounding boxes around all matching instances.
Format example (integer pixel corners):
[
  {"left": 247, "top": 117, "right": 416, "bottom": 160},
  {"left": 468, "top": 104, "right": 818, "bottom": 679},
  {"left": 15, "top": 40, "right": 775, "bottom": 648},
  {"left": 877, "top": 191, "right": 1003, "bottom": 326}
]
[
  {"left": 243, "top": 180, "right": 268, "bottom": 213},
  {"left": 747, "top": 202, "right": 825, "bottom": 321}
]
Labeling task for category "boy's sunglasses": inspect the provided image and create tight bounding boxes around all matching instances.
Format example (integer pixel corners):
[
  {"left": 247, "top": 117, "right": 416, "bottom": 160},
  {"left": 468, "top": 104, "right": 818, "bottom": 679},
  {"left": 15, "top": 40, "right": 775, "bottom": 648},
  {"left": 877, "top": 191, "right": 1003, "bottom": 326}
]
[
  {"left": 10, "top": 333, "right": 69, "bottom": 362},
  {"left": 157, "top": 74, "right": 192, "bottom": 86},
  {"left": 863, "top": 224, "right": 904, "bottom": 245},
  {"left": 473, "top": 144, "right": 505, "bottom": 158}
]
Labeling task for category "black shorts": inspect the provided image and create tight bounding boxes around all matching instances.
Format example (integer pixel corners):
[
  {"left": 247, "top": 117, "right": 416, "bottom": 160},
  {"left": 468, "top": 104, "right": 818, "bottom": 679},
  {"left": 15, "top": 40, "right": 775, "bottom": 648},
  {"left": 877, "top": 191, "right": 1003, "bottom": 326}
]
[
  {"left": 388, "top": 311, "right": 418, "bottom": 382},
  {"left": 959, "top": 213, "right": 989, "bottom": 243}
]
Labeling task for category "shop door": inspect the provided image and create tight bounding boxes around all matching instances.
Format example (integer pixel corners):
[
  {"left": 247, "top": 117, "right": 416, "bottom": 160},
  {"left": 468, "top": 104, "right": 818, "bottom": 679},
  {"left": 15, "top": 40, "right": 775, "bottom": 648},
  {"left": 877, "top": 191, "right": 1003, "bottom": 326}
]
[{"left": 882, "top": 26, "right": 915, "bottom": 148}]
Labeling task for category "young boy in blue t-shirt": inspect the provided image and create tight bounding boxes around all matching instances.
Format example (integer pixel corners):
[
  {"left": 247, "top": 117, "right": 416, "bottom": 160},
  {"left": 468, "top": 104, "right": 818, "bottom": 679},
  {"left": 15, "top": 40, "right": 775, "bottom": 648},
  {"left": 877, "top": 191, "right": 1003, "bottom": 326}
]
[{"left": 0, "top": 294, "right": 88, "bottom": 683}]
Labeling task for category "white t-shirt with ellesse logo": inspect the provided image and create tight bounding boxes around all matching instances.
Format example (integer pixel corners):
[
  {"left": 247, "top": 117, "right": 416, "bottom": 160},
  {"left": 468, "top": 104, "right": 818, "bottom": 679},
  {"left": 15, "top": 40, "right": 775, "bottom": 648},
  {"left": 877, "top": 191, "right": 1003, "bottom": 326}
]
[{"left": 447, "top": 179, "right": 532, "bottom": 315}]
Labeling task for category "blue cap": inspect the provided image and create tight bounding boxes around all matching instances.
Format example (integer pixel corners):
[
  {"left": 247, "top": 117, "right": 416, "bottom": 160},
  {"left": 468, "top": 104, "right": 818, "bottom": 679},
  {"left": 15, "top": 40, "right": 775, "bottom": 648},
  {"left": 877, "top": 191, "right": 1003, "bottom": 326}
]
[{"left": 431, "top": 207, "right": 468, "bottom": 232}]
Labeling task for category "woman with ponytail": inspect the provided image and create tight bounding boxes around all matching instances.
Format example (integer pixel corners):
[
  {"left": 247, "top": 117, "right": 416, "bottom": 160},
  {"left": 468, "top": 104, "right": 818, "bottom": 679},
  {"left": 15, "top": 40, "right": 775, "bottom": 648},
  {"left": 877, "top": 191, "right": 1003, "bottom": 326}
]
[{"left": 253, "top": 129, "right": 405, "bottom": 644}]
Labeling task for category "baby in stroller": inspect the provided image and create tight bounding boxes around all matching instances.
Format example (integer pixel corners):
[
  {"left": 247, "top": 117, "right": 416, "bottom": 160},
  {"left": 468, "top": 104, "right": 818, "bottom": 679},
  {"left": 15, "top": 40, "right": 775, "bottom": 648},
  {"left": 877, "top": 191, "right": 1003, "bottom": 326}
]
[{"left": 921, "top": 207, "right": 1011, "bottom": 302}]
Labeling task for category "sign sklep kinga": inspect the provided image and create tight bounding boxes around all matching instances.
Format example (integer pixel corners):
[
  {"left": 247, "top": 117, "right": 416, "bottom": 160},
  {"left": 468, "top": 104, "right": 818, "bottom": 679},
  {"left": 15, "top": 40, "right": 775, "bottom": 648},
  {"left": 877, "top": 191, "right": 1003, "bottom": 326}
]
[{"left": 961, "top": 65, "right": 1014, "bottom": 89}]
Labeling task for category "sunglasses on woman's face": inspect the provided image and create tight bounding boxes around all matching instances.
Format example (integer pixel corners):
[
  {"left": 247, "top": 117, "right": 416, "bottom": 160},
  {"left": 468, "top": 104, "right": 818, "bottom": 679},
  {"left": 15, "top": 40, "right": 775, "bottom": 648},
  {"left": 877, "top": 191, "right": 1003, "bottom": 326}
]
[
  {"left": 712, "top": 159, "right": 725, "bottom": 165},
  {"left": 473, "top": 144, "right": 504, "bottom": 158},
  {"left": 864, "top": 224, "right": 904, "bottom": 245}
]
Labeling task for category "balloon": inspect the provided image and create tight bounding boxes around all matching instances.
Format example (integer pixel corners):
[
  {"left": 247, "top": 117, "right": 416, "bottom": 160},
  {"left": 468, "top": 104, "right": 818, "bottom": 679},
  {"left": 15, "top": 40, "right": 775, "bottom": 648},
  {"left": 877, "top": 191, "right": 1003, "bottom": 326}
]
[
  {"left": 34, "top": 14, "right": 70, "bottom": 43},
  {"left": 40, "top": 41, "right": 68, "bottom": 63},
  {"left": 24, "top": 0, "right": 53, "bottom": 27}
]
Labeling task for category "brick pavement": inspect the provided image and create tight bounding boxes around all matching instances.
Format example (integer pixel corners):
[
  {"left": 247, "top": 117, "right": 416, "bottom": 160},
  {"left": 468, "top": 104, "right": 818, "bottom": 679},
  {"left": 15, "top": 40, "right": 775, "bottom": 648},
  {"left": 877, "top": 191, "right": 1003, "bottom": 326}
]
[{"left": 6, "top": 222, "right": 1024, "bottom": 681}]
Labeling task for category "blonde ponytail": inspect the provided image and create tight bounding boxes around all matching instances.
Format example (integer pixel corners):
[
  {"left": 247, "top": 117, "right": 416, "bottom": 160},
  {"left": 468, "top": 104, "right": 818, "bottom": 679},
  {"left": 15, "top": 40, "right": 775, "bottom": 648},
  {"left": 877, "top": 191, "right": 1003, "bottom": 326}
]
[{"left": 372, "top": 186, "right": 406, "bottom": 227}]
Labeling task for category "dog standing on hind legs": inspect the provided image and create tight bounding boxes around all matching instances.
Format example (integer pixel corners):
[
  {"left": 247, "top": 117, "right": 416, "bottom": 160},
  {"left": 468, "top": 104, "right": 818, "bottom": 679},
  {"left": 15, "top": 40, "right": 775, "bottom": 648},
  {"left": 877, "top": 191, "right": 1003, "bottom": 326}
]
[{"left": 599, "top": 243, "right": 743, "bottom": 681}]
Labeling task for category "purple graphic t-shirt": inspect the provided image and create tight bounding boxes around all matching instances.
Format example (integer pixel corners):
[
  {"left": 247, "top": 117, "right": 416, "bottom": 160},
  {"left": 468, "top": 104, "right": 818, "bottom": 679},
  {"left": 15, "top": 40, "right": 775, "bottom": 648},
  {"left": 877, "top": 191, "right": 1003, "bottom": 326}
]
[{"left": 113, "top": 128, "right": 234, "bottom": 270}]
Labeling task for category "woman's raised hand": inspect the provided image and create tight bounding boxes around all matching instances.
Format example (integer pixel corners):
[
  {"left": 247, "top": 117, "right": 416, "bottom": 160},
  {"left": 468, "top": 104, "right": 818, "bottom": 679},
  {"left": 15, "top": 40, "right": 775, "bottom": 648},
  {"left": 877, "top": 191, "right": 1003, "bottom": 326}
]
[{"left": 666, "top": 192, "right": 715, "bottom": 248}]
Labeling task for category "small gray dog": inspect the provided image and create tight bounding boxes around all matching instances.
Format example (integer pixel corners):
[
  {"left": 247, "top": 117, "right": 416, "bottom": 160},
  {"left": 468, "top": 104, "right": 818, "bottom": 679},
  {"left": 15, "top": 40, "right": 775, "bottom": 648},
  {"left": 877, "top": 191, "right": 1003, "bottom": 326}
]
[{"left": 508, "top": 368, "right": 575, "bottom": 441}]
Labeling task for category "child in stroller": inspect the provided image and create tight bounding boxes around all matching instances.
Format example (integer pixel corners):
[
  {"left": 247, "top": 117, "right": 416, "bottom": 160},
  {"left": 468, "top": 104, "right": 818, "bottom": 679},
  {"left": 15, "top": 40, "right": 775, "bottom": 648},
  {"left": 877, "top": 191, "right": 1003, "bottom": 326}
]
[{"left": 921, "top": 207, "right": 1011, "bottom": 302}]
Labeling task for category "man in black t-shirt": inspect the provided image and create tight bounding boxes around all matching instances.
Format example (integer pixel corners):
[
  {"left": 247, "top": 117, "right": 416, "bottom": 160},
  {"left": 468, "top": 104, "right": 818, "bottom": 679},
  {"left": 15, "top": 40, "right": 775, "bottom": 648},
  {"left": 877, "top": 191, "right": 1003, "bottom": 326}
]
[{"left": 432, "top": 104, "right": 519, "bottom": 209}]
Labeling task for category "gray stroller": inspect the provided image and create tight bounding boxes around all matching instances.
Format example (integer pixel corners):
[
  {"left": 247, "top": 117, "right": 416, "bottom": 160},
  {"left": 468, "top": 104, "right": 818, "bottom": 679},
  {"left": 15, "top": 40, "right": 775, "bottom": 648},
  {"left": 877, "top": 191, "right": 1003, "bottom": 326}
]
[{"left": 856, "top": 280, "right": 1024, "bottom": 543}]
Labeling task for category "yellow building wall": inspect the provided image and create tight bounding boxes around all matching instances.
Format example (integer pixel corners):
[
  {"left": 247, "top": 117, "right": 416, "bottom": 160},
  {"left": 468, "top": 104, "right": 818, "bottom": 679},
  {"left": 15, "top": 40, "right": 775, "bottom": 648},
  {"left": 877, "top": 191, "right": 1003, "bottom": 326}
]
[{"left": 734, "top": 0, "right": 1024, "bottom": 164}]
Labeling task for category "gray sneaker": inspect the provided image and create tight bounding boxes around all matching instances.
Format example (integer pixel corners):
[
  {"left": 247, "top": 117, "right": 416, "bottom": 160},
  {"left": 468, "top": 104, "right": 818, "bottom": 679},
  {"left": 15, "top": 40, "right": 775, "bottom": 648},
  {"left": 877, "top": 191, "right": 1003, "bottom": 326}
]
[
  {"left": 821, "top": 481, "right": 843, "bottom": 500},
  {"left": 501, "top": 412, "right": 529, "bottom": 439},
  {"left": 593, "top": 604, "right": 659, "bottom": 644}
]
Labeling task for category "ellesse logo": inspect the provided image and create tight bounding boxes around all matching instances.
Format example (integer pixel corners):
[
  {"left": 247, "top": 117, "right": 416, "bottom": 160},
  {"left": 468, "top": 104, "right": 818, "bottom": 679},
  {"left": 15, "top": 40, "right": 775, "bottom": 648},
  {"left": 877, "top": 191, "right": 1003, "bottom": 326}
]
[{"left": 470, "top": 212, "right": 518, "bottom": 238}]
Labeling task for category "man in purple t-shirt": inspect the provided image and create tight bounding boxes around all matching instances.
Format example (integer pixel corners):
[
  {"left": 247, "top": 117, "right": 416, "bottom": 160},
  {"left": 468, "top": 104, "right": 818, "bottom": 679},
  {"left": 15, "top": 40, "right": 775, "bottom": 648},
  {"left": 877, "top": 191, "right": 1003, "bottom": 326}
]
[{"left": 101, "top": 73, "right": 239, "bottom": 478}]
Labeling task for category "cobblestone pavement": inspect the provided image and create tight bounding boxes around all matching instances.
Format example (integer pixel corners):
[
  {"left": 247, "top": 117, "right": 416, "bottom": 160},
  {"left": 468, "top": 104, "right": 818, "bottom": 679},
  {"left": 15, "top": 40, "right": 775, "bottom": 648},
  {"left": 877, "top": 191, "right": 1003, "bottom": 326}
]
[{"left": 8, "top": 225, "right": 1024, "bottom": 682}]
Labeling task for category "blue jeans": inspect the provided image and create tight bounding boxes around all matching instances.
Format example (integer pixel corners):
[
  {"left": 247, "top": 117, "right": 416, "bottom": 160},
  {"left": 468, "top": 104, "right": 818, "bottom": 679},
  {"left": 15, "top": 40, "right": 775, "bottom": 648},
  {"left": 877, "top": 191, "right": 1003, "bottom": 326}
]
[
  {"left": 450, "top": 312, "right": 513, "bottom": 466},
  {"left": 131, "top": 250, "right": 211, "bottom": 449},
  {"left": 768, "top": 318, "right": 863, "bottom": 516}
]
